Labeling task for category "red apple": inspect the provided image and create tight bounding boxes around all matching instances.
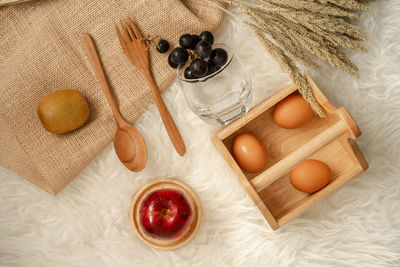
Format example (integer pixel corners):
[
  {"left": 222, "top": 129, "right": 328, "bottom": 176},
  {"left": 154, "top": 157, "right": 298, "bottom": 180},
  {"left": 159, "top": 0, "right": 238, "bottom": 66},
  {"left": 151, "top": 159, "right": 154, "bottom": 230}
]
[{"left": 139, "top": 189, "right": 192, "bottom": 239}]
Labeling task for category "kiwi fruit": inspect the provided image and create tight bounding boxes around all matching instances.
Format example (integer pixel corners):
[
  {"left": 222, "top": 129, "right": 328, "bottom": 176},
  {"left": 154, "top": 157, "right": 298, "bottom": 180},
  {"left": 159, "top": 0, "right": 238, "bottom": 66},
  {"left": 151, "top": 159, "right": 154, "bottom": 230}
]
[{"left": 38, "top": 89, "right": 90, "bottom": 134}]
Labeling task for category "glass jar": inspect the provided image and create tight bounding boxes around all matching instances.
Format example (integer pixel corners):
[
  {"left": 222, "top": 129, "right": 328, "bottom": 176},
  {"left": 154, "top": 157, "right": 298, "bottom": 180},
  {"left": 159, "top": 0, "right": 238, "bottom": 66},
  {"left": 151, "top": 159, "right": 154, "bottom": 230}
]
[{"left": 177, "top": 44, "right": 252, "bottom": 126}]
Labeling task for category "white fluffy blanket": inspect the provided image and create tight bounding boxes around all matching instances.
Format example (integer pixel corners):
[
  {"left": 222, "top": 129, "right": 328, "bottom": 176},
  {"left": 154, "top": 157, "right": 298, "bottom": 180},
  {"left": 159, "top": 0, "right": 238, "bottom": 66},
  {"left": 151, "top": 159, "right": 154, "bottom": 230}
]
[{"left": 1, "top": 2, "right": 399, "bottom": 266}]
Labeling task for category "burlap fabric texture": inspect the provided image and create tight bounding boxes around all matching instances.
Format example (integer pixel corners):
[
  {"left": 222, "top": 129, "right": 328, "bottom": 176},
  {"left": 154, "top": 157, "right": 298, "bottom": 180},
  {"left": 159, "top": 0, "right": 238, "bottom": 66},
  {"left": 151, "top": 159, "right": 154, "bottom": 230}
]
[{"left": 0, "top": 0, "right": 225, "bottom": 195}]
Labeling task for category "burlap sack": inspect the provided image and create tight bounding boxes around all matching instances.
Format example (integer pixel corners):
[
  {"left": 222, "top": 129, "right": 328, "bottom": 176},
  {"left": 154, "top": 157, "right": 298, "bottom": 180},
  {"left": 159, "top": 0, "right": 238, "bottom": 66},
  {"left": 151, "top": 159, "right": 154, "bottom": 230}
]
[{"left": 0, "top": 0, "right": 225, "bottom": 195}]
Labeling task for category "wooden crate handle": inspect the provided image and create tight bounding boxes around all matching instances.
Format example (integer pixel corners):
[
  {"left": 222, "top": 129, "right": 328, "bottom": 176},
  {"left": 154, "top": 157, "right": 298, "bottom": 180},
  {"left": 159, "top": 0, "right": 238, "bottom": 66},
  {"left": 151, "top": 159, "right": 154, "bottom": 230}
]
[{"left": 251, "top": 119, "right": 349, "bottom": 192}]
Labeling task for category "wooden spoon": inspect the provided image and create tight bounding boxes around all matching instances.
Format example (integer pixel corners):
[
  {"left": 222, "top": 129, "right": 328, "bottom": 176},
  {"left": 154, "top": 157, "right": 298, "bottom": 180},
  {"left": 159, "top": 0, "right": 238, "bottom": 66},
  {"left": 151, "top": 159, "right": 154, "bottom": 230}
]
[{"left": 81, "top": 33, "right": 147, "bottom": 172}]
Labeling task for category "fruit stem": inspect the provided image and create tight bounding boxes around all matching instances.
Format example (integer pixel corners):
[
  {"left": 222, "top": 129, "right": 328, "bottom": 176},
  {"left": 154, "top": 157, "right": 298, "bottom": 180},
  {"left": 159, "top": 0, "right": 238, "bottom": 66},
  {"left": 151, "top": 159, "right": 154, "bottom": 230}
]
[
  {"left": 141, "top": 34, "right": 159, "bottom": 46},
  {"left": 188, "top": 50, "right": 200, "bottom": 61},
  {"left": 161, "top": 209, "right": 170, "bottom": 217}
]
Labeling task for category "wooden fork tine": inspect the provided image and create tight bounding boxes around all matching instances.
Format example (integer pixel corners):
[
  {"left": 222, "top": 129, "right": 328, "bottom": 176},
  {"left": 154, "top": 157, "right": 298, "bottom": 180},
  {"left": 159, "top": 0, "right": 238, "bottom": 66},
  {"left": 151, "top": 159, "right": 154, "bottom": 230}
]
[
  {"left": 115, "top": 24, "right": 127, "bottom": 51},
  {"left": 127, "top": 17, "right": 142, "bottom": 40},
  {"left": 124, "top": 19, "right": 137, "bottom": 40},
  {"left": 119, "top": 20, "right": 132, "bottom": 42}
]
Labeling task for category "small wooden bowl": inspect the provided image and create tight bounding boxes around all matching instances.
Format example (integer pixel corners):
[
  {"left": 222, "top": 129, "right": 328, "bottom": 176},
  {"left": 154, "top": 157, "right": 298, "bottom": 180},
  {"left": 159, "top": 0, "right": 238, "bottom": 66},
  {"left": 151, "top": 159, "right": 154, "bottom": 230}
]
[
  {"left": 213, "top": 75, "right": 368, "bottom": 230},
  {"left": 130, "top": 178, "right": 201, "bottom": 250}
]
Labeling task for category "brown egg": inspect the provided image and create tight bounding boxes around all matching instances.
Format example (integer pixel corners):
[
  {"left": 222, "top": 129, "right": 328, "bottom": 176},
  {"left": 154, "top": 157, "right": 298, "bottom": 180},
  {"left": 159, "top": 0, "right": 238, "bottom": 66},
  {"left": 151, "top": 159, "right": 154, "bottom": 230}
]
[
  {"left": 233, "top": 133, "right": 268, "bottom": 173},
  {"left": 290, "top": 159, "right": 331, "bottom": 193},
  {"left": 273, "top": 94, "right": 314, "bottom": 129}
]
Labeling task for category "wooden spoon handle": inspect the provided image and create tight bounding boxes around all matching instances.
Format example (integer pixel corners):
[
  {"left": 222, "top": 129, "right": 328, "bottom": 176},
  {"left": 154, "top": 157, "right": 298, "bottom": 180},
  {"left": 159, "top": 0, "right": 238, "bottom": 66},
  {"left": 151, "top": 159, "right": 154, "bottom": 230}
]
[
  {"left": 144, "top": 73, "right": 186, "bottom": 156},
  {"left": 80, "top": 33, "right": 126, "bottom": 126}
]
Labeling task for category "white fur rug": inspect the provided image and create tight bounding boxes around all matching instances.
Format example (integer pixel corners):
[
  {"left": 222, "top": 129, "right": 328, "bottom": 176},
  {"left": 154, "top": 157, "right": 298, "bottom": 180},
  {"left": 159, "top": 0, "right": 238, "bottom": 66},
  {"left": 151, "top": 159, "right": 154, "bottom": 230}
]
[{"left": 1, "top": 2, "right": 400, "bottom": 266}]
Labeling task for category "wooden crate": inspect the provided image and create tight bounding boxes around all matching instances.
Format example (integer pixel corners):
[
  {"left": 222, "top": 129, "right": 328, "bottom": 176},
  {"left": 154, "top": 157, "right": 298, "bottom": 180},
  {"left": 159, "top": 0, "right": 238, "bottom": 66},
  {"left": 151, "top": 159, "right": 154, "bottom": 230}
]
[{"left": 213, "top": 75, "right": 368, "bottom": 230}]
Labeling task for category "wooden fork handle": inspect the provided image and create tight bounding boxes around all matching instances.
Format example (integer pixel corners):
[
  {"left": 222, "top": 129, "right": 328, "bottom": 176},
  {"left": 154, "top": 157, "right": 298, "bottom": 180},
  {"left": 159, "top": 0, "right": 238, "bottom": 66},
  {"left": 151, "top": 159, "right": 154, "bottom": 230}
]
[{"left": 144, "top": 73, "right": 186, "bottom": 156}]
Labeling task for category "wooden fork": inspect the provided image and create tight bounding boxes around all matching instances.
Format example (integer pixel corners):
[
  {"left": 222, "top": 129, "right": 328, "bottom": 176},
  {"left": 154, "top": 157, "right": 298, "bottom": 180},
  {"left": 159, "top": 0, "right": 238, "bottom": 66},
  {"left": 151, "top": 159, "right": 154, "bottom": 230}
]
[{"left": 116, "top": 17, "right": 186, "bottom": 156}]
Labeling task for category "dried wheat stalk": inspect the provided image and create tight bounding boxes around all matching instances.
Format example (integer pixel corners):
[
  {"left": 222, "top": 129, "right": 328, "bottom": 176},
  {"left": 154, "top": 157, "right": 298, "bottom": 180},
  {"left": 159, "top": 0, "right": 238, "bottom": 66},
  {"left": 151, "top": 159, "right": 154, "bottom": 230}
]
[
  {"left": 207, "top": 0, "right": 373, "bottom": 117},
  {"left": 0, "top": 0, "right": 33, "bottom": 6}
]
